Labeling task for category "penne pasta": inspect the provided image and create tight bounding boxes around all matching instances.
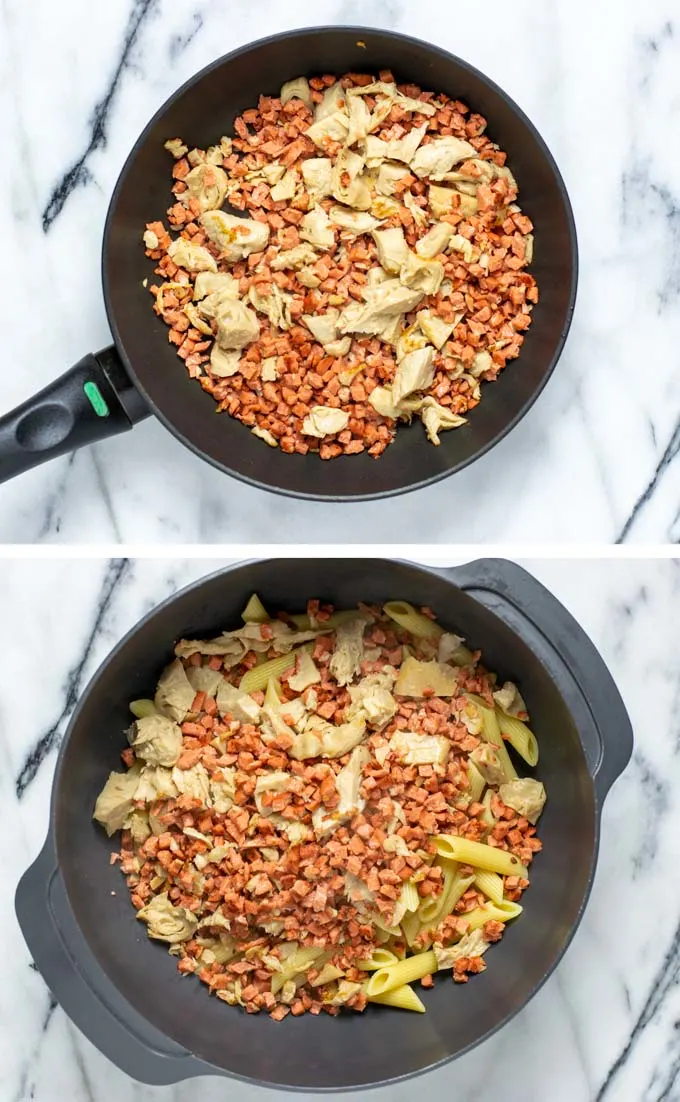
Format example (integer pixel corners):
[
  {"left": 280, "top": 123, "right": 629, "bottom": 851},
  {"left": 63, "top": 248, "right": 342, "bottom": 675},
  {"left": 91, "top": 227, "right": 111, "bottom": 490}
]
[
  {"left": 241, "top": 593, "right": 270, "bottom": 623},
  {"left": 480, "top": 789, "right": 496, "bottom": 831},
  {"left": 373, "top": 926, "right": 393, "bottom": 946},
  {"left": 383, "top": 604, "right": 475, "bottom": 666},
  {"left": 357, "top": 948, "right": 400, "bottom": 971},
  {"left": 271, "top": 947, "right": 326, "bottom": 994},
  {"left": 467, "top": 760, "right": 486, "bottom": 803},
  {"left": 418, "top": 863, "right": 473, "bottom": 928},
  {"left": 288, "top": 610, "right": 358, "bottom": 630},
  {"left": 474, "top": 870, "right": 504, "bottom": 905},
  {"left": 497, "top": 711, "right": 539, "bottom": 767},
  {"left": 366, "top": 950, "right": 438, "bottom": 997},
  {"left": 400, "top": 912, "right": 423, "bottom": 947},
  {"left": 452, "top": 643, "right": 475, "bottom": 666},
  {"left": 432, "top": 835, "right": 528, "bottom": 878},
  {"left": 309, "top": 964, "right": 344, "bottom": 987},
  {"left": 459, "top": 900, "right": 523, "bottom": 931},
  {"left": 416, "top": 898, "right": 440, "bottom": 926},
  {"left": 239, "top": 646, "right": 308, "bottom": 693},
  {"left": 129, "top": 698, "right": 157, "bottom": 719},
  {"left": 384, "top": 601, "right": 442, "bottom": 639},
  {"left": 467, "top": 694, "right": 518, "bottom": 781},
  {"left": 368, "top": 984, "right": 426, "bottom": 1013},
  {"left": 400, "top": 879, "right": 420, "bottom": 913},
  {"left": 387, "top": 938, "right": 407, "bottom": 961},
  {"left": 263, "top": 677, "right": 283, "bottom": 710},
  {"left": 371, "top": 915, "right": 402, "bottom": 938}
]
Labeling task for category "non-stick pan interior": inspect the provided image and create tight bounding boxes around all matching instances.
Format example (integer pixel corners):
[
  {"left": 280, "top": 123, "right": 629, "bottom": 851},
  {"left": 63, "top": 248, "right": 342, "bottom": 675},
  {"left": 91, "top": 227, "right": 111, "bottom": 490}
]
[
  {"left": 54, "top": 560, "right": 595, "bottom": 1090},
  {"left": 103, "top": 28, "right": 576, "bottom": 500}
]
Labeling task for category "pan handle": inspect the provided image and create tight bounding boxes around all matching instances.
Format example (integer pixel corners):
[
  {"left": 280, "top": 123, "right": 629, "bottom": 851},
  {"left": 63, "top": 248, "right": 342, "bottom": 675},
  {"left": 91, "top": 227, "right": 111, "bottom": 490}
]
[
  {"left": 15, "top": 840, "right": 217, "bottom": 1085},
  {"left": 0, "top": 346, "right": 150, "bottom": 485},
  {"left": 445, "top": 558, "right": 634, "bottom": 803}
]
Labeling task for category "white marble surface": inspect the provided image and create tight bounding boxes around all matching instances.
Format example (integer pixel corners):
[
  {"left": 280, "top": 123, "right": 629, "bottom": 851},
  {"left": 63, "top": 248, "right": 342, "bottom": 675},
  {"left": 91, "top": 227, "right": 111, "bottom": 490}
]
[
  {"left": 2, "top": 554, "right": 678, "bottom": 1102},
  {"left": 3, "top": 0, "right": 680, "bottom": 543}
]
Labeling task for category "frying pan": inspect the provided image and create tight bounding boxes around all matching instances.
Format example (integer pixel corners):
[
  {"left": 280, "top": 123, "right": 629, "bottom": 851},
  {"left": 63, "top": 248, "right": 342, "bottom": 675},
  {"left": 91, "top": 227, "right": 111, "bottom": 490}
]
[
  {"left": 0, "top": 27, "right": 577, "bottom": 500},
  {"left": 16, "top": 558, "right": 631, "bottom": 1090}
]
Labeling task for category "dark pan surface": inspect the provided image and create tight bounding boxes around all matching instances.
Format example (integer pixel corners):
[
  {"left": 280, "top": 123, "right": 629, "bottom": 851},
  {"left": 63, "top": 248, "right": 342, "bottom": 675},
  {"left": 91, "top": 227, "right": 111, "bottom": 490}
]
[
  {"left": 103, "top": 28, "right": 577, "bottom": 501},
  {"left": 54, "top": 560, "right": 595, "bottom": 1090}
]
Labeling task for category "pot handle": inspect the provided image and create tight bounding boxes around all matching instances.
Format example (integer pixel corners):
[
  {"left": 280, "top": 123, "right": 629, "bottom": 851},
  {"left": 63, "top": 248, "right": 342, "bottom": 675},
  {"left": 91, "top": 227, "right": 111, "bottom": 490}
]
[
  {"left": 446, "top": 558, "right": 634, "bottom": 803},
  {"left": 0, "top": 346, "right": 150, "bottom": 485},
  {"left": 15, "top": 841, "right": 216, "bottom": 1085}
]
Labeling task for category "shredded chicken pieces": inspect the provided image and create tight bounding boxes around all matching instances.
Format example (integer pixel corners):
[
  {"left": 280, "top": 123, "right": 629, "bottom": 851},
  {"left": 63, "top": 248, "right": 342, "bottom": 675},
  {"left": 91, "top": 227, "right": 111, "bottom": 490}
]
[
  {"left": 96, "top": 597, "right": 545, "bottom": 1020},
  {"left": 144, "top": 70, "right": 537, "bottom": 458}
]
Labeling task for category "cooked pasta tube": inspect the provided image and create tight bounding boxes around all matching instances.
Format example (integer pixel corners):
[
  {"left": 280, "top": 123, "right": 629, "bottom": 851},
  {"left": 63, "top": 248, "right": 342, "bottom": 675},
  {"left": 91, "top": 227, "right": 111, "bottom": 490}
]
[
  {"left": 467, "top": 760, "right": 486, "bottom": 803},
  {"left": 241, "top": 593, "right": 270, "bottom": 623},
  {"left": 474, "top": 870, "right": 504, "bottom": 905},
  {"left": 459, "top": 900, "right": 522, "bottom": 931},
  {"left": 400, "top": 879, "right": 420, "bottom": 913},
  {"left": 400, "top": 912, "right": 423, "bottom": 947},
  {"left": 263, "top": 678, "right": 283, "bottom": 710},
  {"left": 271, "top": 947, "right": 326, "bottom": 994},
  {"left": 289, "top": 613, "right": 310, "bottom": 629},
  {"left": 129, "top": 699, "right": 157, "bottom": 719},
  {"left": 374, "top": 926, "right": 393, "bottom": 945},
  {"left": 418, "top": 865, "right": 473, "bottom": 927},
  {"left": 383, "top": 603, "right": 474, "bottom": 664},
  {"left": 368, "top": 984, "right": 426, "bottom": 1012},
  {"left": 239, "top": 646, "right": 309, "bottom": 693},
  {"left": 357, "top": 948, "right": 400, "bottom": 970},
  {"left": 466, "top": 694, "right": 517, "bottom": 781},
  {"left": 417, "top": 895, "right": 445, "bottom": 927},
  {"left": 309, "top": 963, "right": 344, "bottom": 987},
  {"left": 453, "top": 644, "right": 475, "bottom": 666},
  {"left": 496, "top": 712, "right": 539, "bottom": 767},
  {"left": 432, "top": 835, "right": 528, "bottom": 878},
  {"left": 288, "top": 610, "right": 358, "bottom": 630},
  {"left": 371, "top": 914, "right": 402, "bottom": 938},
  {"left": 388, "top": 938, "right": 407, "bottom": 960},
  {"left": 480, "top": 789, "right": 496, "bottom": 831},
  {"left": 384, "top": 601, "right": 442, "bottom": 639},
  {"left": 365, "top": 950, "right": 437, "bottom": 997}
]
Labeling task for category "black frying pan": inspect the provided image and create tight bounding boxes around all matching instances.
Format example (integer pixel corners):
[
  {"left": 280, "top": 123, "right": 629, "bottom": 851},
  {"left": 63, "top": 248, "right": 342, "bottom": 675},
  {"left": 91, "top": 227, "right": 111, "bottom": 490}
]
[
  {"left": 16, "top": 558, "right": 631, "bottom": 1090},
  {"left": 0, "top": 27, "right": 577, "bottom": 500}
]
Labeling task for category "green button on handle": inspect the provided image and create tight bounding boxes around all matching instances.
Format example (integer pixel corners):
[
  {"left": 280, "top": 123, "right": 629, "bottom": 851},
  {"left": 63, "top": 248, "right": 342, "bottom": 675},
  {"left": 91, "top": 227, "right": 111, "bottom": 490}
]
[{"left": 83, "top": 381, "right": 110, "bottom": 418}]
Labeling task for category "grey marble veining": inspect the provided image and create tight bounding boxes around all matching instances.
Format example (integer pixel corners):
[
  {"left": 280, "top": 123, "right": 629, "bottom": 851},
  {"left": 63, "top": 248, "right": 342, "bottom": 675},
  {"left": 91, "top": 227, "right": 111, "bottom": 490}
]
[
  {"left": 2, "top": 555, "right": 679, "bottom": 1101},
  {"left": 2, "top": 0, "right": 680, "bottom": 543}
]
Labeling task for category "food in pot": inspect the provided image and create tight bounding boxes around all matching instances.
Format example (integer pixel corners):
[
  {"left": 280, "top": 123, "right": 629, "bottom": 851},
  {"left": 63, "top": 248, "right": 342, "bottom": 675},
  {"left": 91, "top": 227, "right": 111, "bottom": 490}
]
[
  {"left": 95, "top": 594, "right": 546, "bottom": 1019},
  {"left": 144, "top": 71, "right": 537, "bottom": 458}
]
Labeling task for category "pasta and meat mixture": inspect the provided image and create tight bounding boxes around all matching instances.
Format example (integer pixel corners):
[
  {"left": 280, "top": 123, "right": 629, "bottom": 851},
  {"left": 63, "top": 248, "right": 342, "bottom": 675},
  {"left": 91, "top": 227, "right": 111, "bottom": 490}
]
[
  {"left": 95, "top": 597, "right": 546, "bottom": 1018},
  {"left": 144, "top": 70, "right": 537, "bottom": 459}
]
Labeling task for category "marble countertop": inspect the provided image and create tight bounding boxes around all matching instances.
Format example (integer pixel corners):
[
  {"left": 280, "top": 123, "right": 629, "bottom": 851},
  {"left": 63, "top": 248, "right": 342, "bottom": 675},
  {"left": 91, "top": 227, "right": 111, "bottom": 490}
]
[
  {"left": 3, "top": 0, "right": 680, "bottom": 544},
  {"left": 3, "top": 554, "right": 678, "bottom": 1102}
]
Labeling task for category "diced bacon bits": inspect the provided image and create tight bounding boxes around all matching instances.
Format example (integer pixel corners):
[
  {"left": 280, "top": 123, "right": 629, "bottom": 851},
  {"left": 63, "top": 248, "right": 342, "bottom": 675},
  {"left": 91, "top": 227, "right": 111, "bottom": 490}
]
[
  {"left": 144, "top": 72, "right": 537, "bottom": 459},
  {"left": 98, "top": 597, "right": 544, "bottom": 1019}
]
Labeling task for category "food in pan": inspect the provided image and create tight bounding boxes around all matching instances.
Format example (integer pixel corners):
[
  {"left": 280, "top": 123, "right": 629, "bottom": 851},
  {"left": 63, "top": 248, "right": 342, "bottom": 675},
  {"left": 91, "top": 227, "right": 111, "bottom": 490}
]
[
  {"left": 144, "top": 71, "right": 538, "bottom": 459},
  {"left": 95, "top": 595, "right": 546, "bottom": 1019}
]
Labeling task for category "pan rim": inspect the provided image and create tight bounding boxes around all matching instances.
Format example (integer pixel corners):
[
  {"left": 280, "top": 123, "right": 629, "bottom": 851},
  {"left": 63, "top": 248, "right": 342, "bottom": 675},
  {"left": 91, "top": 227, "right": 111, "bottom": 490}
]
[
  {"left": 50, "top": 557, "right": 599, "bottom": 1091},
  {"left": 101, "top": 25, "right": 579, "bottom": 503}
]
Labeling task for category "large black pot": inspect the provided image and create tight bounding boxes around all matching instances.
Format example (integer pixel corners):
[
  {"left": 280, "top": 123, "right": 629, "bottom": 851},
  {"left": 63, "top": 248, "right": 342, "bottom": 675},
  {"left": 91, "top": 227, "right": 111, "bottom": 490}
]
[
  {"left": 0, "top": 27, "right": 577, "bottom": 499},
  {"left": 16, "top": 558, "right": 631, "bottom": 1091}
]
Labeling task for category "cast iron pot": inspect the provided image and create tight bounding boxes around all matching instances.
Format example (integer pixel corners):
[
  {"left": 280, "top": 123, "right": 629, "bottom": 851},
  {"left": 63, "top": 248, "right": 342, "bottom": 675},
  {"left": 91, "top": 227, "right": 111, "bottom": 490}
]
[
  {"left": 0, "top": 27, "right": 577, "bottom": 499},
  {"left": 16, "top": 558, "right": 630, "bottom": 1091}
]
